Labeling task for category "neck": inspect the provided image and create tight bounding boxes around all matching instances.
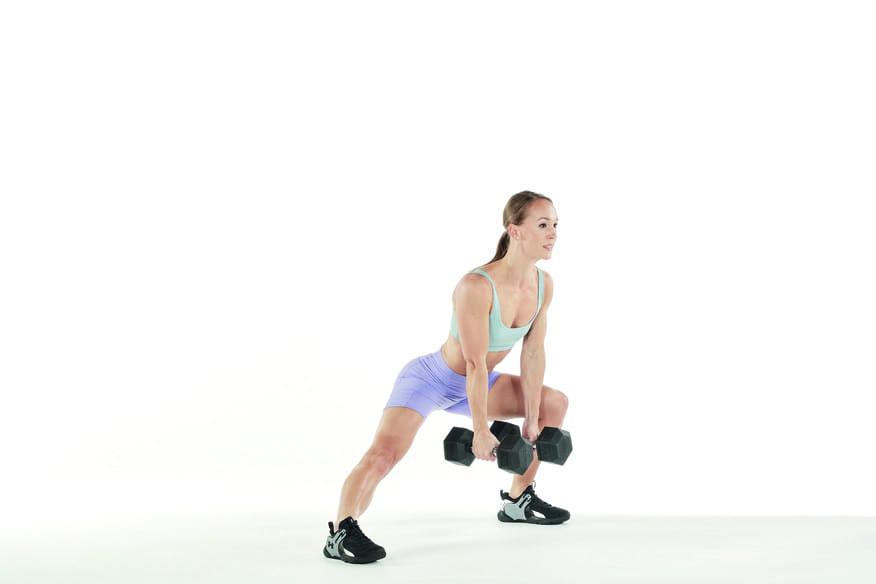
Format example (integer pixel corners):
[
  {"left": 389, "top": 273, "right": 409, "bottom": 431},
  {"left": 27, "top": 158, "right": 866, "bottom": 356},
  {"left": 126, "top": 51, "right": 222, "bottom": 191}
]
[{"left": 495, "top": 251, "right": 537, "bottom": 284}]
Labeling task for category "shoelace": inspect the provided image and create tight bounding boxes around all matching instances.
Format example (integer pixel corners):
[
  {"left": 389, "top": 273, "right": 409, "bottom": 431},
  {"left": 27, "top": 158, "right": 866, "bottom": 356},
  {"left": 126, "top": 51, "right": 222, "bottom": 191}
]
[
  {"left": 527, "top": 490, "right": 554, "bottom": 509},
  {"left": 522, "top": 482, "right": 555, "bottom": 509},
  {"left": 343, "top": 519, "right": 379, "bottom": 548}
]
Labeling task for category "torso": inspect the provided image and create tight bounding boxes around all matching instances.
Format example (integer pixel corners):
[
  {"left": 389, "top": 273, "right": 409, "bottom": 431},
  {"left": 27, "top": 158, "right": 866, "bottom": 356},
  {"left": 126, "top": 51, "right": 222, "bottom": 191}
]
[{"left": 441, "top": 263, "right": 540, "bottom": 375}]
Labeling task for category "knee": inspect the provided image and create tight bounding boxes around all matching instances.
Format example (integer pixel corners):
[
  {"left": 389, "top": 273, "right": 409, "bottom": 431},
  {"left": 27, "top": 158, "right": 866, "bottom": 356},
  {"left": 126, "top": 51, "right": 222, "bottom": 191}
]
[
  {"left": 362, "top": 445, "right": 400, "bottom": 478},
  {"left": 542, "top": 387, "right": 569, "bottom": 422}
]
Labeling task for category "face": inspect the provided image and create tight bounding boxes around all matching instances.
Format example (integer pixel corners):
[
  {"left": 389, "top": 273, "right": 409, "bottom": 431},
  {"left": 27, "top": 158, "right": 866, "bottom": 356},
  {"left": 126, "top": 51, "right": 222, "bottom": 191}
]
[{"left": 510, "top": 199, "right": 558, "bottom": 259}]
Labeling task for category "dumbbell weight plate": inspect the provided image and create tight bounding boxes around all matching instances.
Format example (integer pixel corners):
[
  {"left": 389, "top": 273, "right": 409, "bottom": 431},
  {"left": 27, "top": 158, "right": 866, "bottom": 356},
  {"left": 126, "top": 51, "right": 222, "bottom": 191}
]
[
  {"left": 443, "top": 427, "right": 475, "bottom": 466},
  {"left": 489, "top": 420, "right": 520, "bottom": 443},
  {"left": 534, "top": 427, "right": 573, "bottom": 465},
  {"left": 496, "top": 434, "right": 533, "bottom": 475}
]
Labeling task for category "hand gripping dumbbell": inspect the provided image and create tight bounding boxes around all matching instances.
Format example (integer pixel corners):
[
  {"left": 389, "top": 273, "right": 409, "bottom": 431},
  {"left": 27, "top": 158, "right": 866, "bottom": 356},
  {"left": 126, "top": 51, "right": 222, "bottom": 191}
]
[
  {"left": 443, "top": 420, "right": 573, "bottom": 475},
  {"left": 443, "top": 421, "right": 530, "bottom": 474}
]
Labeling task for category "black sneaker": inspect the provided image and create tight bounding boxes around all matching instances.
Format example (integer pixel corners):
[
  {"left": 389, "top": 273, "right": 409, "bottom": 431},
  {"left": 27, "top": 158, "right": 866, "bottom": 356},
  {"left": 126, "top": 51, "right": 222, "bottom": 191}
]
[
  {"left": 497, "top": 484, "right": 570, "bottom": 525},
  {"left": 323, "top": 516, "right": 387, "bottom": 564}
]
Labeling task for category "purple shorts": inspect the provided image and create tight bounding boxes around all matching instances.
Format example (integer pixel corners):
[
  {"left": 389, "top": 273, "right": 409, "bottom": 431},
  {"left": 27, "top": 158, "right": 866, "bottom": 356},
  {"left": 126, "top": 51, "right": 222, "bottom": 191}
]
[{"left": 384, "top": 349, "right": 503, "bottom": 419}]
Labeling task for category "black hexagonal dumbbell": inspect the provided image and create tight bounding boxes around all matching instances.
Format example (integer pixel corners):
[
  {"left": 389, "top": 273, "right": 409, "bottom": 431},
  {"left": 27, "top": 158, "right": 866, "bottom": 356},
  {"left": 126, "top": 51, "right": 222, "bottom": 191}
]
[
  {"left": 443, "top": 421, "right": 534, "bottom": 475},
  {"left": 444, "top": 421, "right": 573, "bottom": 474}
]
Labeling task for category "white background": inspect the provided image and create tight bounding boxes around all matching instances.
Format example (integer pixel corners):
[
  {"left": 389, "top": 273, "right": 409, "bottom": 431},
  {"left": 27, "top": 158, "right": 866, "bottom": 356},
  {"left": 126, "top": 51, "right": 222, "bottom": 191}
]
[{"left": 1, "top": 1, "right": 875, "bottom": 530}]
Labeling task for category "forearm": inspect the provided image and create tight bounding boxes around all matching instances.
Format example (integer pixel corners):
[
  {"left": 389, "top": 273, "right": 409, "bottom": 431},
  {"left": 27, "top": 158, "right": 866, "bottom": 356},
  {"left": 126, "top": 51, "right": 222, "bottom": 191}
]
[
  {"left": 465, "top": 360, "right": 490, "bottom": 432},
  {"left": 520, "top": 349, "right": 545, "bottom": 421}
]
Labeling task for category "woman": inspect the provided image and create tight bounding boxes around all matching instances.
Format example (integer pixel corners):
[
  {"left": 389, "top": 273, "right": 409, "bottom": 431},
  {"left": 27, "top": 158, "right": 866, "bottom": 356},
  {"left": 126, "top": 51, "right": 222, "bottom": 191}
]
[{"left": 324, "top": 191, "right": 570, "bottom": 564}]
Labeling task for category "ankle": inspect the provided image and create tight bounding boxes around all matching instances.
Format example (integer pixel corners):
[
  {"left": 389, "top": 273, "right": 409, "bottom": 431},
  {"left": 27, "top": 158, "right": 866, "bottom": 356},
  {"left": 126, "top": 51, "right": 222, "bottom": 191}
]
[{"left": 509, "top": 483, "right": 531, "bottom": 499}]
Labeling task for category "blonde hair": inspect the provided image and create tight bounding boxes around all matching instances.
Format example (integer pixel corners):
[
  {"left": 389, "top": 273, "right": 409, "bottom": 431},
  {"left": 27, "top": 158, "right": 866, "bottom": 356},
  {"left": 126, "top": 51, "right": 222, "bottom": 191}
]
[{"left": 488, "top": 191, "right": 554, "bottom": 264}]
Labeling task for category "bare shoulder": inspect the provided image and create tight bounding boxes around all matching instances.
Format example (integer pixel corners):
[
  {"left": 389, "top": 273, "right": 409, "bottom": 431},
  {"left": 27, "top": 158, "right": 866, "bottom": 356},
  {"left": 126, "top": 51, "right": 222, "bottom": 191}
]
[
  {"left": 456, "top": 271, "right": 493, "bottom": 294},
  {"left": 453, "top": 271, "right": 493, "bottom": 308},
  {"left": 539, "top": 267, "right": 554, "bottom": 287}
]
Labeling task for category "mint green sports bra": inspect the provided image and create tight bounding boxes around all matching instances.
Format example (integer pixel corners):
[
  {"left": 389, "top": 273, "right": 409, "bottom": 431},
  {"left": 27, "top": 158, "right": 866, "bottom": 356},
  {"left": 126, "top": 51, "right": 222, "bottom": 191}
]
[{"left": 449, "top": 267, "right": 544, "bottom": 351}]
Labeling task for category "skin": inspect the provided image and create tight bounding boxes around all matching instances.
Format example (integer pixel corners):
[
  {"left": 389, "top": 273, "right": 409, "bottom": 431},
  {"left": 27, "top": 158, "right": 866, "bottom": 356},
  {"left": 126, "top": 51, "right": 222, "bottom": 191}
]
[{"left": 335, "top": 199, "right": 568, "bottom": 528}]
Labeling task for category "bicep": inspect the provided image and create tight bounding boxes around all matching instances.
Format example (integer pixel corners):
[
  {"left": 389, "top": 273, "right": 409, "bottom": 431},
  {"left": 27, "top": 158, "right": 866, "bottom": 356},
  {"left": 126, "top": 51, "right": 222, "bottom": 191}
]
[{"left": 454, "top": 277, "right": 491, "bottom": 365}]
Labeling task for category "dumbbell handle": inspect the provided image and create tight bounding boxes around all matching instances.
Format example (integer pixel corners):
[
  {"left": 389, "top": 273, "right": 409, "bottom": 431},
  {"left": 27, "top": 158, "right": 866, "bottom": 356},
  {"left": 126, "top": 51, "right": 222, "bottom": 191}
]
[{"left": 471, "top": 438, "right": 533, "bottom": 457}]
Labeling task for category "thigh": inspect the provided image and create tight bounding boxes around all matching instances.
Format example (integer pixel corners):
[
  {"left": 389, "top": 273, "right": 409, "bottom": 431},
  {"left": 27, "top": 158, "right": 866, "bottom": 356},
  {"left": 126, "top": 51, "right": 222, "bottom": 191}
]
[
  {"left": 486, "top": 374, "right": 527, "bottom": 419},
  {"left": 486, "top": 374, "right": 561, "bottom": 420},
  {"left": 370, "top": 406, "right": 426, "bottom": 455}
]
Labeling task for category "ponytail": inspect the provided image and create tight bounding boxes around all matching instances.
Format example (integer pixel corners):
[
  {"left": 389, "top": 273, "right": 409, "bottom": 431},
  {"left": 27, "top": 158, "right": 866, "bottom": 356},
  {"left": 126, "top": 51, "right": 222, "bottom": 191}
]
[{"left": 489, "top": 231, "right": 511, "bottom": 264}]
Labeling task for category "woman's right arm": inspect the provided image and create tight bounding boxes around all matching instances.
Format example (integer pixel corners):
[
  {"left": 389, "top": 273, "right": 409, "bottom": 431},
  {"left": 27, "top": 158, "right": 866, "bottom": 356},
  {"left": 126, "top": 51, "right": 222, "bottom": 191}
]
[{"left": 453, "top": 274, "right": 500, "bottom": 461}]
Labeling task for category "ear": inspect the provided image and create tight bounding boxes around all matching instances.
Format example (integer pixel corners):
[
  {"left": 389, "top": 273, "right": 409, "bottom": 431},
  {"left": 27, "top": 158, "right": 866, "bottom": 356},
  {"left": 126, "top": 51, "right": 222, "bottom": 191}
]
[{"left": 508, "top": 225, "right": 520, "bottom": 240}]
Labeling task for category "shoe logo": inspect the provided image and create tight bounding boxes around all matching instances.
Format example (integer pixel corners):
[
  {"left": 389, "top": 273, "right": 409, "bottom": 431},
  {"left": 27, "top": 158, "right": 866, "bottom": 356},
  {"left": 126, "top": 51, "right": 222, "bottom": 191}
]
[
  {"left": 326, "top": 529, "right": 346, "bottom": 556},
  {"left": 517, "top": 494, "right": 532, "bottom": 510}
]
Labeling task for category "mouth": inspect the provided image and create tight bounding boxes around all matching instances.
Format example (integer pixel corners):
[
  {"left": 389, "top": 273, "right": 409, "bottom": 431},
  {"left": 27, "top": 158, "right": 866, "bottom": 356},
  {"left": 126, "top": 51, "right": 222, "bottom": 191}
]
[{"left": 543, "top": 244, "right": 554, "bottom": 251}]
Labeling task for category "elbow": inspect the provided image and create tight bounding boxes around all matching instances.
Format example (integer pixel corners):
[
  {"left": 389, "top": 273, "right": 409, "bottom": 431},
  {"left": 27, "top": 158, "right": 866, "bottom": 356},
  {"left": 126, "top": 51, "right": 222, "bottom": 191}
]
[
  {"left": 522, "top": 346, "right": 545, "bottom": 361},
  {"left": 464, "top": 355, "right": 487, "bottom": 375}
]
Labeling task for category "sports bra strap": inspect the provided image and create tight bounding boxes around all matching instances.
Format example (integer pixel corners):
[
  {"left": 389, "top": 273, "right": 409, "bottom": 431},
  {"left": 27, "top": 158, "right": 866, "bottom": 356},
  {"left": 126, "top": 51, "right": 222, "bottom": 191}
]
[{"left": 468, "top": 267, "right": 544, "bottom": 316}]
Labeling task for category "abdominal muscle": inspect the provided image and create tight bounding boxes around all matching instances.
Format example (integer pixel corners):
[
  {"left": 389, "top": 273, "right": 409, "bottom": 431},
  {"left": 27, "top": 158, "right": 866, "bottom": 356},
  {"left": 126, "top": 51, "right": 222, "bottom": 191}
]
[{"left": 440, "top": 333, "right": 511, "bottom": 376}]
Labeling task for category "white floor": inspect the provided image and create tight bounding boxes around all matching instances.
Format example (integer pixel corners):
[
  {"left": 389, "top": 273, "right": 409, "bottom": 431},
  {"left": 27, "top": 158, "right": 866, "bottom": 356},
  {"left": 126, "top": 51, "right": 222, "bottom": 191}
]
[{"left": 3, "top": 511, "right": 875, "bottom": 584}]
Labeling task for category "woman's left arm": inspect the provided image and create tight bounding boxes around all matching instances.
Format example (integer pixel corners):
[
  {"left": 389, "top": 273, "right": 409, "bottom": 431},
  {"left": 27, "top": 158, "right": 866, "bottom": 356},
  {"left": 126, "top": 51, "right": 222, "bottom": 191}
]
[{"left": 520, "top": 270, "right": 554, "bottom": 443}]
